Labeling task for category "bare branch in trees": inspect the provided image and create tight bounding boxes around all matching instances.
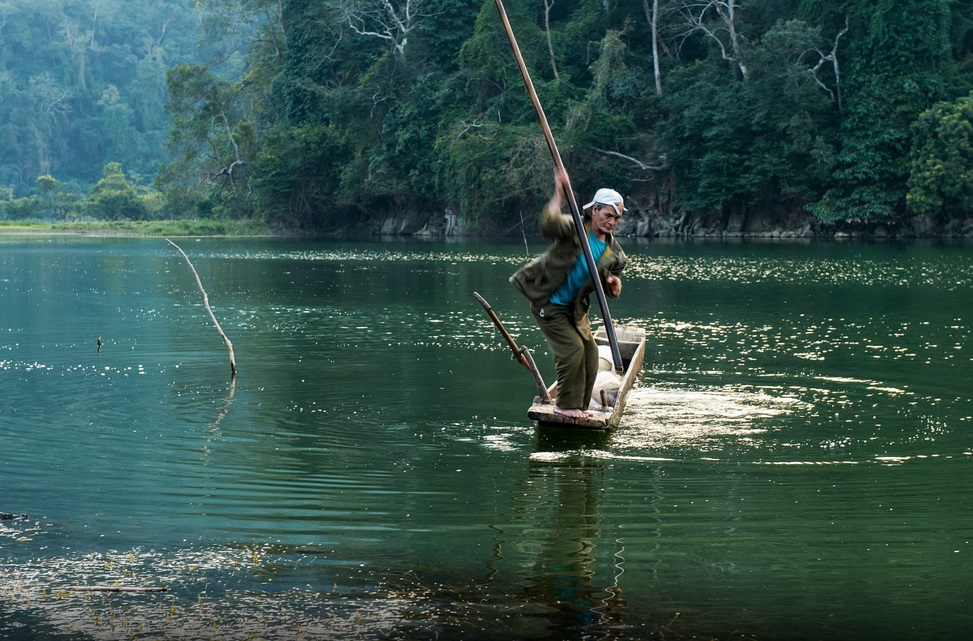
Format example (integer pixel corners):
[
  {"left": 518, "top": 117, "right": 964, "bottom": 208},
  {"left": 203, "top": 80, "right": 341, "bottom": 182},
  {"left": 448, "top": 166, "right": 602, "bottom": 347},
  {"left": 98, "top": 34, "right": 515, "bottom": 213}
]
[
  {"left": 544, "top": 0, "right": 559, "bottom": 80},
  {"left": 339, "top": 0, "right": 436, "bottom": 59},
  {"left": 370, "top": 91, "right": 387, "bottom": 119},
  {"left": 800, "top": 16, "right": 849, "bottom": 109},
  {"left": 457, "top": 119, "right": 483, "bottom": 136},
  {"left": 594, "top": 148, "right": 665, "bottom": 171},
  {"left": 46, "top": 90, "right": 71, "bottom": 124},
  {"left": 676, "top": 0, "right": 747, "bottom": 79}
]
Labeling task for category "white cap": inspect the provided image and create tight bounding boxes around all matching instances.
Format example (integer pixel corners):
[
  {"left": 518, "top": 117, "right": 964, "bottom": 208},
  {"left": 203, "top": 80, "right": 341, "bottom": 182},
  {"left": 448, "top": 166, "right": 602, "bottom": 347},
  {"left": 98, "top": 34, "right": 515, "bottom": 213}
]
[{"left": 583, "top": 188, "right": 626, "bottom": 215}]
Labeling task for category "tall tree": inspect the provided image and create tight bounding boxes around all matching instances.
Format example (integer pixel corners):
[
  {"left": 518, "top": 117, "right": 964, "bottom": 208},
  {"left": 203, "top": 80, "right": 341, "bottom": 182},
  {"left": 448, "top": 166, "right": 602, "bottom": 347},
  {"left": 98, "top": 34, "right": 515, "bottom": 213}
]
[
  {"left": 161, "top": 63, "right": 261, "bottom": 218},
  {"left": 84, "top": 161, "right": 149, "bottom": 220},
  {"left": 804, "top": 0, "right": 952, "bottom": 223},
  {"left": 907, "top": 92, "right": 973, "bottom": 218},
  {"left": 643, "top": 0, "right": 662, "bottom": 95}
]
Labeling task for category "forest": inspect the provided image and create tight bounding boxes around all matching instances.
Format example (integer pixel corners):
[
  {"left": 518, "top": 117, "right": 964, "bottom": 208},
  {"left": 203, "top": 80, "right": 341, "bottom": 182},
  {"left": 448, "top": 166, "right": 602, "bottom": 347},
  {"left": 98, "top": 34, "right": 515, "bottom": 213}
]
[{"left": 3, "top": 0, "right": 973, "bottom": 236}]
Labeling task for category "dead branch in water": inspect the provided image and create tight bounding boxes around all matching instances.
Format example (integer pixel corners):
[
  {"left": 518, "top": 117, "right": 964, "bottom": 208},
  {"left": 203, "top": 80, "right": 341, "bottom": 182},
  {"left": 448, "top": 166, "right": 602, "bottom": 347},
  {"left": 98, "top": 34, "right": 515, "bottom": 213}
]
[
  {"left": 166, "top": 238, "right": 237, "bottom": 377},
  {"left": 70, "top": 586, "right": 168, "bottom": 593}
]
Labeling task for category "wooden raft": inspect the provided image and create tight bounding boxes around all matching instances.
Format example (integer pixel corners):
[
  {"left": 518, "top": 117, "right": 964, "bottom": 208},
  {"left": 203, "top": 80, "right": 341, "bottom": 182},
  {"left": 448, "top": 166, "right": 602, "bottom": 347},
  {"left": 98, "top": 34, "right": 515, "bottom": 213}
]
[{"left": 527, "top": 325, "right": 646, "bottom": 429}]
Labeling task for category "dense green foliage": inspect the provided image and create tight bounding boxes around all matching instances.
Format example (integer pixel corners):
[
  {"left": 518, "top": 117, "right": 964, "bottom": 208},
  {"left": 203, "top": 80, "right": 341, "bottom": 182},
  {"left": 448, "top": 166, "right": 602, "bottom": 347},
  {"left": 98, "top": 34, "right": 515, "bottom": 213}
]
[
  {"left": 908, "top": 91, "right": 973, "bottom": 218},
  {"left": 0, "top": 0, "right": 205, "bottom": 202},
  {"left": 5, "top": 0, "right": 973, "bottom": 229}
]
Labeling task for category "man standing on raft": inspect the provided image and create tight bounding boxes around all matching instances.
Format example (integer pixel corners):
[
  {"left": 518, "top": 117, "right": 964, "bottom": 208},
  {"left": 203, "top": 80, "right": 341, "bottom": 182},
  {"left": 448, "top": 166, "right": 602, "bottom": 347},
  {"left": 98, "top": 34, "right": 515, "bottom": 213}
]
[{"left": 511, "top": 170, "right": 628, "bottom": 419}]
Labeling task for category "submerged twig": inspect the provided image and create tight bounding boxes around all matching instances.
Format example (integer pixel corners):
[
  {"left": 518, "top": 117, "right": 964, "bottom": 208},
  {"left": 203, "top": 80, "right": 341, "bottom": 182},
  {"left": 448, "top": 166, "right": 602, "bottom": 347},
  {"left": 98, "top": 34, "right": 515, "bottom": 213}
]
[
  {"left": 70, "top": 586, "right": 168, "bottom": 593},
  {"left": 210, "top": 376, "right": 237, "bottom": 433},
  {"left": 166, "top": 239, "right": 237, "bottom": 377}
]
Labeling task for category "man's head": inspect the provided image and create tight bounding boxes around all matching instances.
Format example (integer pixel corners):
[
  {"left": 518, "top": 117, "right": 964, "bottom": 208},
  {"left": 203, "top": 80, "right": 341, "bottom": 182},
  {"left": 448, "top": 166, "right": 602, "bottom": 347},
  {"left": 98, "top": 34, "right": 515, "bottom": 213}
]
[
  {"left": 583, "top": 188, "right": 626, "bottom": 217},
  {"left": 584, "top": 188, "right": 626, "bottom": 237}
]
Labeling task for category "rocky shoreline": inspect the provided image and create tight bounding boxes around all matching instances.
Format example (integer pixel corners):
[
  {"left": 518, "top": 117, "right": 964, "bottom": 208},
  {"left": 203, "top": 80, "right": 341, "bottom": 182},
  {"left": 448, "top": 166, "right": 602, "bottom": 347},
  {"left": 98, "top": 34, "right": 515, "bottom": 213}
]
[{"left": 369, "top": 206, "right": 973, "bottom": 241}]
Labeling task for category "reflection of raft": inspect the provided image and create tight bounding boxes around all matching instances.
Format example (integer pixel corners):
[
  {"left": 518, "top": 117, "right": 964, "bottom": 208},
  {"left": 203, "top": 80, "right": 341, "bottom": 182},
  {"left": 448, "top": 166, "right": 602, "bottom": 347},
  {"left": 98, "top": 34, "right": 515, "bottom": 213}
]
[{"left": 528, "top": 325, "right": 646, "bottom": 429}]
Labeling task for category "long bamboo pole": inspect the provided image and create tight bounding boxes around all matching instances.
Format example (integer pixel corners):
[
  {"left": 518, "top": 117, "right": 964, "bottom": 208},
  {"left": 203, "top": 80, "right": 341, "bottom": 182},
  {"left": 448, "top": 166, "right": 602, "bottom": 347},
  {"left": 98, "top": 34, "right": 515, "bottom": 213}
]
[{"left": 492, "top": 0, "right": 623, "bottom": 372}]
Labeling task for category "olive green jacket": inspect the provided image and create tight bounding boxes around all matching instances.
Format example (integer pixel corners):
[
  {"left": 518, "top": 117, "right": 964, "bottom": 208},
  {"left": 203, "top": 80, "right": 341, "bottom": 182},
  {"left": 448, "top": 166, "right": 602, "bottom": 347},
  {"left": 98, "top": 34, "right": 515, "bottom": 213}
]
[{"left": 510, "top": 208, "right": 627, "bottom": 319}]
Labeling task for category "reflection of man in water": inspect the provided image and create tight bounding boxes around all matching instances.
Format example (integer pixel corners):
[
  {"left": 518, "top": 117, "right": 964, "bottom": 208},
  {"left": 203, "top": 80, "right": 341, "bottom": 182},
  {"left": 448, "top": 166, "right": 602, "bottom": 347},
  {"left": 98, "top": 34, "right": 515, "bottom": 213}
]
[{"left": 517, "top": 452, "right": 628, "bottom": 639}]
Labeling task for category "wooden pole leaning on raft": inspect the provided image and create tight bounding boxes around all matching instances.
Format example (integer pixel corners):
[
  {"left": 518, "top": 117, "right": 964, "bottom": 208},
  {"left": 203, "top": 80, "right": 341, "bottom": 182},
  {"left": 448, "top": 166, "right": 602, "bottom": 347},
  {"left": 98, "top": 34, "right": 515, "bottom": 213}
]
[
  {"left": 166, "top": 239, "right": 237, "bottom": 378},
  {"left": 492, "top": 0, "right": 624, "bottom": 373},
  {"left": 473, "top": 292, "right": 550, "bottom": 402}
]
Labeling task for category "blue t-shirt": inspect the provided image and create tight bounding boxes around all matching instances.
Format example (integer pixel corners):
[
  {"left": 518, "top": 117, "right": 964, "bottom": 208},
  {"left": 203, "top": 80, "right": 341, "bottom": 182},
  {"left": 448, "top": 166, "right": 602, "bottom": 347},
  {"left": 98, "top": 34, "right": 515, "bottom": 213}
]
[{"left": 549, "top": 231, "right": 608, "bottom": 306}]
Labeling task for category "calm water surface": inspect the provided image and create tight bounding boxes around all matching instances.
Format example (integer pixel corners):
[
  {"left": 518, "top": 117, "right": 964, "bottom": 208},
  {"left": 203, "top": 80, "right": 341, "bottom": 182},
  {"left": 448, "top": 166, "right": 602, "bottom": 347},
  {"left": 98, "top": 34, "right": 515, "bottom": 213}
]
[{"left": 1, "top": 236, "right": 971, "bottom": 640}]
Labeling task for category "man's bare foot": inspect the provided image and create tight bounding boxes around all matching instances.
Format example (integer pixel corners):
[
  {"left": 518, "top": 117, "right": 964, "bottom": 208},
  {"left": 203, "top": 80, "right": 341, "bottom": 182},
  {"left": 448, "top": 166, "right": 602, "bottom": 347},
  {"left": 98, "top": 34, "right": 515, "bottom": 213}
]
[{"left": 554, "top": 406, "right": 589, "bottom": 419}]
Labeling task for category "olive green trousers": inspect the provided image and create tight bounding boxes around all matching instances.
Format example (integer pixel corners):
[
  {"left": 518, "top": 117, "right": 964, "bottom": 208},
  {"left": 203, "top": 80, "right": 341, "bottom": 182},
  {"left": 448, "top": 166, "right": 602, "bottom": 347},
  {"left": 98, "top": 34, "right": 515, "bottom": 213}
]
[{"left": 531, "top": 303, "right": 599, "bottom": 410}]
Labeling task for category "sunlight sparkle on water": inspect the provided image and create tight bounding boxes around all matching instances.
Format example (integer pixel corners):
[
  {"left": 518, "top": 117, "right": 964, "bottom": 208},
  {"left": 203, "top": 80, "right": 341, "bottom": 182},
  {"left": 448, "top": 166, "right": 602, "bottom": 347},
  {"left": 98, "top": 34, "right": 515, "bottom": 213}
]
[
  {"left": 0, "top": 542, "right": 427, "bottom": 641},
  {"left": 614, "top": 387, "right": 809, "bottom": 453}
]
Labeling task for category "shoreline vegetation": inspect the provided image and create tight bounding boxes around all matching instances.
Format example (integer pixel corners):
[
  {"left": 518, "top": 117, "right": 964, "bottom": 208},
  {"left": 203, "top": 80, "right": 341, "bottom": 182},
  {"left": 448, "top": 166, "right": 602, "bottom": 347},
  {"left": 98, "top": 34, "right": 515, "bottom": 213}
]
[
  {"left": 6, "top": 2, "right": 973, "bottom": 240},
  {"left": 0, "top": 220, "right": 273, "bottom": 237},
  {"left": 3, "top": 217, "right": 973, "bottom": 242},
  {"left": 4, "top": 211, "right": 973, "bottom": 242}
]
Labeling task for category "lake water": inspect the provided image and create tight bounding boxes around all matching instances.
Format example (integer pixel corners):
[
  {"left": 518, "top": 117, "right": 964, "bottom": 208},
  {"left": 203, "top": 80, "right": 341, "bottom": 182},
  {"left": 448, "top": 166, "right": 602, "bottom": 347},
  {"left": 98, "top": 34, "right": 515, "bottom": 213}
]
[{"left": 1, "top": 235, "right": 971, "bottom": 640}]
